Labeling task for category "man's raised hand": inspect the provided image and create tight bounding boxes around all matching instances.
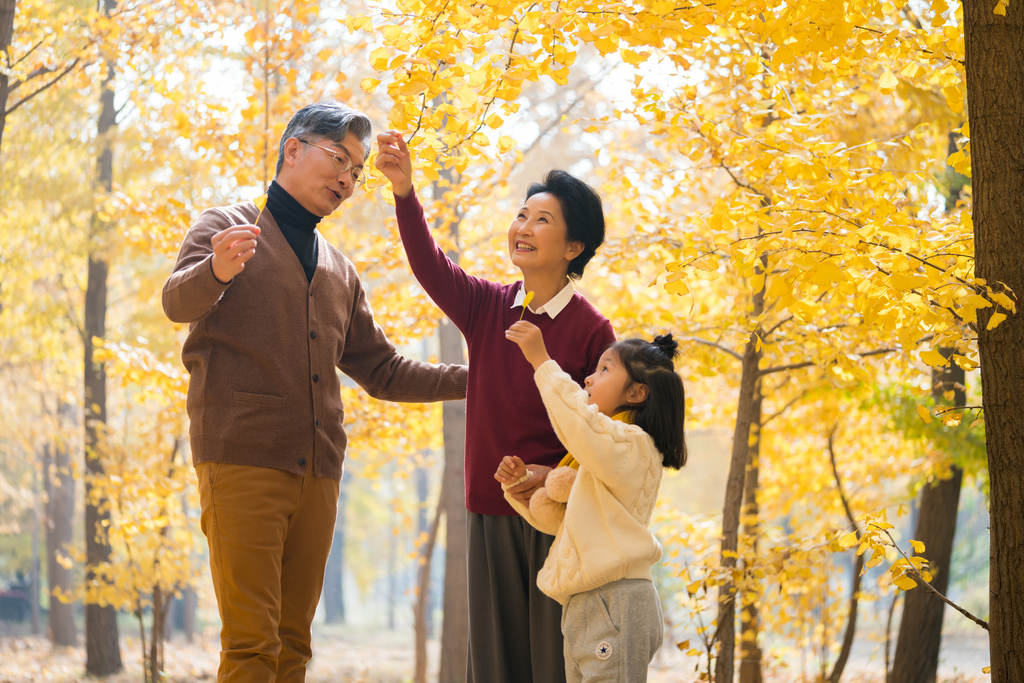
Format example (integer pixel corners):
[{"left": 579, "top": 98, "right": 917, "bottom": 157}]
[
  {"left": 211, "top": 225, "right": 260, "bottom": 283},
  {"left": 375, "top": 130, "right": 413, "bottom": 199}
]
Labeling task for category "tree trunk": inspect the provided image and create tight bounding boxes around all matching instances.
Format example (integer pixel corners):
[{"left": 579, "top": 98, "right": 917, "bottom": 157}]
[
  {"left": 963, "top": 2, "right": 1024, "bottom": 680},
  {"left": 84, "top": 0, "right": 121, "bottom": 670},
  {"left": 415, "top": 482, "right": 445, "bottom": 683},
  {"left": 182, "top": 587, "right": 196, "bottom": 643},
  {"left": 324, "top": 478, "right": 347, "bottom": 624},
  {"left": 890, "top": 356, "right": 966, "bottom": 683},
  {"left": 715, "top": 286, "right": 765, "bottom": 683},
  {"left": 438, "top": 319, "right": 468, "bottom": 683},
  {"left": 738, "top": 387, "right": 763, "bottom": 683},
  {"left": 416, "top": 464, "right": 434, "bottom": 637},
  {"left": 30, "top": 451, "right": 41, "bottom": 635},
  {"left": 434, "top": 172, "right": 469, "bottom": 683},
  {"left": 828, "top": 429, "right": 866, "bottom": 683},
  {"left": 44, "top": 424, "right": 77, "bottom": 646},
  {"left": 0, "top": 0, "right": 15, "bottom": 153}
]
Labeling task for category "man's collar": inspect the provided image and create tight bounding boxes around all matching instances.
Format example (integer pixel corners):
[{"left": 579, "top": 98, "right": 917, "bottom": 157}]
[{"left": 511, "top": 281, "right": 576, "bottom": 319}]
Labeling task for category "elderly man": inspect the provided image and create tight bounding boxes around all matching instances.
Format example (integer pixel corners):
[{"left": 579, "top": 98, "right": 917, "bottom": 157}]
[{"left": 162, "top": 101, "right": 467, "bottom": 682}]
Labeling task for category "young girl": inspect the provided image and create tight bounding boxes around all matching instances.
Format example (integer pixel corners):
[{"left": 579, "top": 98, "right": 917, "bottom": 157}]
[
  {"left": 498, "top": 320, "right": 687, "bottom": 683},
  {"left": 376, "top": 131, "right": 616, "bottom": 683}
]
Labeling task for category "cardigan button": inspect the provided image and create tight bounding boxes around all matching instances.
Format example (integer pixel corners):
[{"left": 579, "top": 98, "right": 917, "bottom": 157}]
[
  {"left": 310, "top": 330, "right": 317, "bottom": 339},
  {"left": 298, "top": 457, "right": 307, "bottom": 467},
  {"left": 316, "top": 418, "right": 321, "bottom": 427},
  {"left": 312, "top": 374, "right": 319, "bottom": 382}
]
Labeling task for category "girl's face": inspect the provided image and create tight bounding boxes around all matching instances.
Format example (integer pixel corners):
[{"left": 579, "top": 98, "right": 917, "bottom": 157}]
[
  {"left": 584, "top": 349, "right": 647, "bottom": 417},
  {"left": 508, "top": 192, "right": 583, "bottom": 277}
]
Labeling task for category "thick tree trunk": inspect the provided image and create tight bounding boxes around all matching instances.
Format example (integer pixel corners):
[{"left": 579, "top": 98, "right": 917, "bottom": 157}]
[
  {"left": 890, "top": 357, "right": 966, "bottom": 683},
  {"left": 962, "top": 2, "right": 1024, "bottom": 680},
  {"left": 84, "top": 2, "right": 121, "bottom": 670},
  {"left": 324, "top": 478, "right": 347, "bottom": 624},
  {"left": 438, "top": 318, "right": 468, "bottom": 683},
  {"left": 44, "top": 425, "right": 77, "bottom": 646},
  {"left": 738, "top": 388, "right": 763, "bottom": 683},
  {"left": 0, "top": 0, "right": 15, "bottom": 153},
  {"left": 715, "top": 287, "right": 764, "bottom": 683},
  {"left": 434, "top": 174, "right": 469, "bottom": 683}
]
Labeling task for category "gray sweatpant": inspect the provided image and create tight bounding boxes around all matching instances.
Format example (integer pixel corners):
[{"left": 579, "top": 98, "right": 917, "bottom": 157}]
[{"left": 561, "top": 579, "right": 664, "bottom": 683}]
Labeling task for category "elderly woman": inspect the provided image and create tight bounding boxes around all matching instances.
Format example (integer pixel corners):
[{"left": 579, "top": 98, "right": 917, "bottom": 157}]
[{"left": 377, "top": 131, "right": 615, "bottom": 683}]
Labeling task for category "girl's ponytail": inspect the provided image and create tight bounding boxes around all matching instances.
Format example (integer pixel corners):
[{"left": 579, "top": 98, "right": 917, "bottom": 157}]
[{"left": 610, "top": 335, "right": 687, "bottom": 470}]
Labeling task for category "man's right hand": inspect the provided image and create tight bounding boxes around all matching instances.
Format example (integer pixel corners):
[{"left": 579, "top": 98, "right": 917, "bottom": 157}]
[{"left": 211, "top": 225, "right": 260, "bottom": 283}]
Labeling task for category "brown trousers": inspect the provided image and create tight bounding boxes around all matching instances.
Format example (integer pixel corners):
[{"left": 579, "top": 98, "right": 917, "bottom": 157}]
[{"left": 197, "top": 459, "right": 339, "bottom": 682}]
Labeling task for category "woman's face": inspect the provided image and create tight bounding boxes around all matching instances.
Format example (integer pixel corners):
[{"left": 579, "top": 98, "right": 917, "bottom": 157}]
[{"left": 507, "top": 192, "right": 582, "bottom": 277}]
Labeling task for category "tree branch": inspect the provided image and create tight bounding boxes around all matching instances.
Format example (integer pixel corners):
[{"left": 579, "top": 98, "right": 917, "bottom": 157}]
[
  {"left": 682, "top": 336, "right": 743, "bottom": 361},
  {"left": 758, "top": 346, "right": 896, "bottom": 377},
  {"left": 5, "top": 59, "right": 81, "bottom": 116},
  {"left": 870, "top": 524, "right": 989, "bottom": 631}
]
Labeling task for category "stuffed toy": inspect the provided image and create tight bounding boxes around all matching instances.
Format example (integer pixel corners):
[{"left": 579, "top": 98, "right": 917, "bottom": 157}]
[{"left": 529, "top": 466, "right": 577, "bottom": 528}]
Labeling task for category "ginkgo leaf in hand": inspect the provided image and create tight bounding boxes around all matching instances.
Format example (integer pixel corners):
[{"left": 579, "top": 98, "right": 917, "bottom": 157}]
[
  {"left": 519, "top": 291, "right": 534, "bottom": 321},
  {"left": 253, "top": 193, "right": 268, "bottom": 225}
]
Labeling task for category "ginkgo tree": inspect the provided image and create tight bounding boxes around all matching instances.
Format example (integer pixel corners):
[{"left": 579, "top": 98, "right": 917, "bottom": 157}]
[{"left": 357, "top": 0, "right": 1014, "bottom": 678}]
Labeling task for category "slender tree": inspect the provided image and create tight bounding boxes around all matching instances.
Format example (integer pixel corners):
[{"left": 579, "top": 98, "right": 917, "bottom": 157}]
[
  {"left": 83, "top": 0, "right": 121, "bottom": 673},
  {"left": 962, "top": 0, "right": 1024, "bottom": 679},
  {"left": 890, "top": 355, "right": 966, "bottom": 682},
  {"left": 43, "top": 401, "right": 76, "bottom": 646}
]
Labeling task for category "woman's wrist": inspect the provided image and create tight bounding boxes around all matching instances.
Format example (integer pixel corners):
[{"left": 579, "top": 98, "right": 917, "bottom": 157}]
[{"left": 392, "top": 181, "right": 413, "bottom": 199}]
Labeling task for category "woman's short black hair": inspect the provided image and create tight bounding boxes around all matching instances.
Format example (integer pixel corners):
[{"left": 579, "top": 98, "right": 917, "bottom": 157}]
[
  {"left": 526, "top": 170, "right": 605, "bottom": 280},
  {"left": 611, "top": 334, "right": 687, "bottom": 470}
]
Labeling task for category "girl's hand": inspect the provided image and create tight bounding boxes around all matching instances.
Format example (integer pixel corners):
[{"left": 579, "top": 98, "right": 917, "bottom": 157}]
[
  {"left": 505, "top": 321, "right": 552, "bottom": 370},
  {"left": 375, "top": 131, "right": 413, "bottom": 199}
]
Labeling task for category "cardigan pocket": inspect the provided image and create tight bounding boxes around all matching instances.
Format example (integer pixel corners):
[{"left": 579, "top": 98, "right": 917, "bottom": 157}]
[{"left": 231, "top": 391, "right": 284, "bottom": 407}]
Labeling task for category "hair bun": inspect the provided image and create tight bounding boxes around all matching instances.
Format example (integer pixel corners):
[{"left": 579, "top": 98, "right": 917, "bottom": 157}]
[{"left": 652, "top": 334, "right": 679, "bottom": 360}]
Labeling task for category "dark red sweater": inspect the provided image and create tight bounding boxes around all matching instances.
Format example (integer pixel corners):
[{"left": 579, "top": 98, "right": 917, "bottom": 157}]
[{"left": 396, "top": 190, "right": 616, "bottom": 515}]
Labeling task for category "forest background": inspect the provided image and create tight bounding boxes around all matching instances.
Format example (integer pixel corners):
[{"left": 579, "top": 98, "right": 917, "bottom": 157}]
[{"left": 0, "top": 0, "right": 1021, "bottom": 681}]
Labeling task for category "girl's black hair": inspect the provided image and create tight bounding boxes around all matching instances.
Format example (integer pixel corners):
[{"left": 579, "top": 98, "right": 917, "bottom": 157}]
[
  {"left": 525, "top": 170, "right": 605, "bottom": 280},
  {"left": 611, "top": 334, "right": 687, "bottom": 470}
]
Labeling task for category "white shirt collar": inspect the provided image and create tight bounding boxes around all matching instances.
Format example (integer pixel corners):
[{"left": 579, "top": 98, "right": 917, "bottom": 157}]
[{"left": 511, "top": 281, "right": 576, "bottom": 319}]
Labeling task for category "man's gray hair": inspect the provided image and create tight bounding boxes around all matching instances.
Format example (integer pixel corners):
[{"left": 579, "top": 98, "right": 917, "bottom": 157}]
[{"left": 276, "top": 101, "right": 373, "bottom": 175}]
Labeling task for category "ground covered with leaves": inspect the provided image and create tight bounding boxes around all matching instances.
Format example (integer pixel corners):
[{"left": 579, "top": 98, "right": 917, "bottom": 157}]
[{"left": 0, "top": 626, "right": 989, "bottom": 683}]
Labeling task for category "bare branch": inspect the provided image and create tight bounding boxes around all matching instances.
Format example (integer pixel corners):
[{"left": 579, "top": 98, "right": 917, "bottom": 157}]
[
  {"left": 681, "top": 336, "right": 743, "bottom": 361},
  {"left": 5, "top": 59, "right": 81, "bottom": 116},
  {"left": 758, "top": 346, "right": 896, "bottom": 377}
]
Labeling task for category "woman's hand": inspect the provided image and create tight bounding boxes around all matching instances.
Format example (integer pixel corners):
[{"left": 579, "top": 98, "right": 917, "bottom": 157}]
[
  {"left": 505, "top": 321, "right": 552, "bottom": 370},
  {"left": 375, "top": 130, "right": 413, "bottom": 199}
]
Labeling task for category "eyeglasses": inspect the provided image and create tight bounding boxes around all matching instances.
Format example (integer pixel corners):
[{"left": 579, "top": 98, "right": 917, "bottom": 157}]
[{"left": 296, "top": 138, "right": 364, "bottom": 187}]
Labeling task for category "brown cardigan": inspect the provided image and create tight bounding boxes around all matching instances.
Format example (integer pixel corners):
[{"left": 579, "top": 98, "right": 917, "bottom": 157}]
[{"left": 162, "top": 201, "right": 467, "bottom": 479}]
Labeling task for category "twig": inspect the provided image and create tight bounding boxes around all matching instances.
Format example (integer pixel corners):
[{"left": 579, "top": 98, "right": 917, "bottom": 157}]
[
  {"left": 868, "top": 524, "right": 989, "bottom": 630},
  {"left": 681, "top": 336, "right": 743, "bottom": 361}
]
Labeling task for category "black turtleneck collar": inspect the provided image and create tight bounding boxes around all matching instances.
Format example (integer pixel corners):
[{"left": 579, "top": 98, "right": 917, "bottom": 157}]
[{"left": 266, "top": 180, "right": 320, "bottom": 283}]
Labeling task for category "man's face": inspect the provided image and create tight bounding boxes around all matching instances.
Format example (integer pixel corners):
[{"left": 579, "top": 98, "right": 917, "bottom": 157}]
[{"left": 279, "top": 132, "right": 366, "bottom": 217}]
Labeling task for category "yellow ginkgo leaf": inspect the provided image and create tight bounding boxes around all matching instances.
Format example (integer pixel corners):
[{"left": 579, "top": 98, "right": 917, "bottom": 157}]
[
  {"left": 916, "top": 403, "right": 933, "bottom": 424},
  {"left": 519, "top": 291, "right": 534, "bottom": 321},
  {"left": 253, "top": 194, "right": 268, "bottom": 225}
]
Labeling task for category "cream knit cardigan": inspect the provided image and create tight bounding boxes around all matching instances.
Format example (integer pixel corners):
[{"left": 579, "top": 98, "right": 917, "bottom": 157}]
[{"left": 504, "top": 360, "right": 664, "bottom": 605}]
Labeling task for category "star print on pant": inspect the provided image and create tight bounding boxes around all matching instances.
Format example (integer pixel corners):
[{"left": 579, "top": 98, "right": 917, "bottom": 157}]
[{"left": 596, "top": 641, "right": 612, "bottom": 660}]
